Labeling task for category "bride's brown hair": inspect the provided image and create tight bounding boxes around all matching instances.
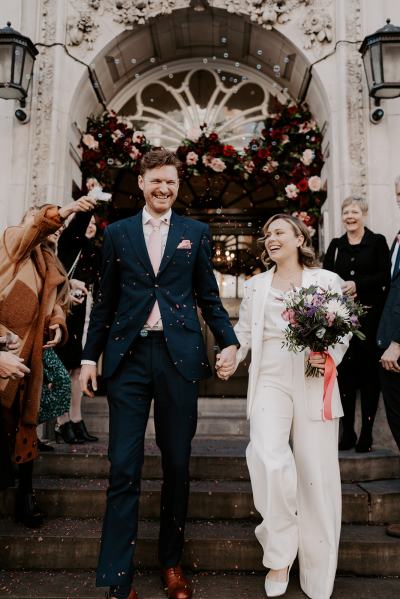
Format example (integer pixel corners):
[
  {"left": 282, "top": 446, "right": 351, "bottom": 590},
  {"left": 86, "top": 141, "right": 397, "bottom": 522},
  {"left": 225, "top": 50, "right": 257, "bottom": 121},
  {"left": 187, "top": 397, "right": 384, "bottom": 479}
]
[{"left": 258, "top": 213, "right": 318, "bottom": 269}]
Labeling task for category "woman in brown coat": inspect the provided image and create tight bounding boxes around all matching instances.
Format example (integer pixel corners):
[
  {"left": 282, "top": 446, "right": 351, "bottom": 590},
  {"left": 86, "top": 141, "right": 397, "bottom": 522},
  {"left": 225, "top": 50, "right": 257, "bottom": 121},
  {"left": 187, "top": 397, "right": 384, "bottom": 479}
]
[{"left": 0, "top": 198, "right": 95, "bottom": 526}]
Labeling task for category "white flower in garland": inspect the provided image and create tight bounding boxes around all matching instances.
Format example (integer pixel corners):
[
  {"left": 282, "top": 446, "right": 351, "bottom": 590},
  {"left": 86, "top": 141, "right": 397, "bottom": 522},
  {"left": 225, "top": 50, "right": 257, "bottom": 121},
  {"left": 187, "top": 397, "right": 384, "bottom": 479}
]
[
  {"left": 82, "top": 133, "right": 99, "bottom": 150},
  {"left": 308, "top": 175, "right": 322, "bottom": 192},
  {"left": 301, "top": 149, "right": 315, "bottom": 166},
  {"left": 285, "top": 183, "right": 299, "bottom": 199}
]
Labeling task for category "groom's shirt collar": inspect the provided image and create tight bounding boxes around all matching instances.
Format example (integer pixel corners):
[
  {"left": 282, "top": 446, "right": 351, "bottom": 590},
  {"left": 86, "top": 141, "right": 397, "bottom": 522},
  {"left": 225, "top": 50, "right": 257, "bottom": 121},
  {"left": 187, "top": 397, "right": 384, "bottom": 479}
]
[{"left": 142, "top": 206, "right": 171, "bottom": 226}]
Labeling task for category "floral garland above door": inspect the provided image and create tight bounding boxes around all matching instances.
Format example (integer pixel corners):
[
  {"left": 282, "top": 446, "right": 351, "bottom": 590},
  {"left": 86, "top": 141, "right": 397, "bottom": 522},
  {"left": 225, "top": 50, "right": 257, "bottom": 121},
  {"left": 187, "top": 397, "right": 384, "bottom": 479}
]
[{"left": 80, "top": 101, "right": 326, "bottom": 239}]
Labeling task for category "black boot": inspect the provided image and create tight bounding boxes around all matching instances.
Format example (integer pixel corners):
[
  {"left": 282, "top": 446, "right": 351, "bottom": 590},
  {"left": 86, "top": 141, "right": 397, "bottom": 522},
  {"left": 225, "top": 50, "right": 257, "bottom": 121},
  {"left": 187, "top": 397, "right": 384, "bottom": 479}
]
[
  {"left": 71, "top": 419, "right": 98, "bottom": 442},
  {"left": 15, "top": 490, "right": 44, "bottom": 528},
  {"left": 355, "top": 428, "right": 373, "bottom": 453},
  {"left": 55, "top": 421, "right": 84, "bottom": 444}
]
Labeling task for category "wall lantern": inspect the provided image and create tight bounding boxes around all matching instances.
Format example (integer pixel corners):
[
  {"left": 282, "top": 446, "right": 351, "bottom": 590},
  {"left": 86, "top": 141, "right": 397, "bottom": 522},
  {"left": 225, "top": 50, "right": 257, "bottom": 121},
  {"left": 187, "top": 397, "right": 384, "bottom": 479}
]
[
  {"left": 0, "top": 22, "right": 38, "bottom": 105},
  {"left": 359, "top": 18, "right": 400, "bottom": 122}
]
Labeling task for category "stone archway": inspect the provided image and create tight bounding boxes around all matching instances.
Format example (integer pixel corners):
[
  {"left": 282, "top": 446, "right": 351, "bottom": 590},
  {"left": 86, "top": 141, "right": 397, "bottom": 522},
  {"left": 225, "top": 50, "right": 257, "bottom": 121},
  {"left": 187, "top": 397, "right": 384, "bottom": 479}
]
[{"left": 63, "top": 4, "right": 334, "bottom": 396}]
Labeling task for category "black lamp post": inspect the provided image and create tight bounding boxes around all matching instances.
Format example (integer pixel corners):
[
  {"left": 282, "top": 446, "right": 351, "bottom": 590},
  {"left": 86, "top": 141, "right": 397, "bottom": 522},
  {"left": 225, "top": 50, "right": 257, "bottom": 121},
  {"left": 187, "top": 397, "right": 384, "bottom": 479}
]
[
  {"left": 0, "top": 21, "right": 38, "bottom": 104},
  {"left": 359, "top": 19, "right": 400, "bottom": 121}
]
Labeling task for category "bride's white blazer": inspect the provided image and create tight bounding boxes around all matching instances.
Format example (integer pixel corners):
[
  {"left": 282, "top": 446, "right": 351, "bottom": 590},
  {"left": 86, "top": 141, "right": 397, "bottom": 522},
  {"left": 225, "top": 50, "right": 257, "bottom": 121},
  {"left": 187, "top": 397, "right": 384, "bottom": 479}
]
[{"left": 235, "top": 266, "right": 351, "bottom": 420}]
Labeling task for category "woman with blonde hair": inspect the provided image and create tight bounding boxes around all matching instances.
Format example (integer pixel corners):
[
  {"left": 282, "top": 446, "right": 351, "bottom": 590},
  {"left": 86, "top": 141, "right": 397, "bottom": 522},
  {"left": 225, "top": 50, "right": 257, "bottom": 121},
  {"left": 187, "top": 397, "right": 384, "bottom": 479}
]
[
  {"left": 0, "top": 198, "right": 95, "bottom": 526},
  {"left": 323, "top": 196, "right": 390, "bottom": 452},
  {"left": 217, "top": 214, "right": 350, "bottom": 599}
]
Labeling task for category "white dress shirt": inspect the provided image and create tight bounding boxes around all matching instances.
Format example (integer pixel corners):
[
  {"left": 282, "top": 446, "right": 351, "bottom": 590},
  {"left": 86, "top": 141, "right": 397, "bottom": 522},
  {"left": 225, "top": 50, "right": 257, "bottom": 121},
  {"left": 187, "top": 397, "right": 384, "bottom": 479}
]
[{"left": 81, "top": 206, "right": 172, "bottom": 366}]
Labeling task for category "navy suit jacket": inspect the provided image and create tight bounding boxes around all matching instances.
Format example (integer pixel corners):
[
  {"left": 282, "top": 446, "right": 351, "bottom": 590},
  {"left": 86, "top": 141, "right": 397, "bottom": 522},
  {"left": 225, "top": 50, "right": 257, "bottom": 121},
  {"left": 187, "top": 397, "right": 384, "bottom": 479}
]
[
  {"left": 82, "top": 210, "right": 239, "bottom": 381},
  {"left": 377, "top": 235, "right": 400, "bottom": 350}
]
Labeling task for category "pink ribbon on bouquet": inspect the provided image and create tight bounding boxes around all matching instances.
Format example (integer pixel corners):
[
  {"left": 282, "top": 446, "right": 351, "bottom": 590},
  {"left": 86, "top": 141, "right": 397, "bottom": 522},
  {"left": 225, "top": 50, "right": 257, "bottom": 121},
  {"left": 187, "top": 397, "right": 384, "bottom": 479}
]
[{"left": 310, "top": 351, "right": 336, "bottom": 421}]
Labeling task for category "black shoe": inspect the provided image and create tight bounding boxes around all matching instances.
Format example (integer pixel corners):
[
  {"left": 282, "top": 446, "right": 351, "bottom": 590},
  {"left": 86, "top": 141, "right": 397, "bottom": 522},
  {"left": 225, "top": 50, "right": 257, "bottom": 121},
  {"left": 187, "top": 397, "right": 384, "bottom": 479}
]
[
  {"left": 355, "top": 430, "right": 373, "bottom": 453},
  {"left": 339, "top": 431, "right": 357, "bottom": 451},
  {"left": 37, "top": 440, "right": 55, "bottom": 452},
  {"left": 15, "top": 490, "right": 45, "bottom": 528},
  {"left": 71, "top": 419, "right": 98, "bottom": 442},
  {"left": 55, "top": 421, "right": 85, "bottom": 444}
]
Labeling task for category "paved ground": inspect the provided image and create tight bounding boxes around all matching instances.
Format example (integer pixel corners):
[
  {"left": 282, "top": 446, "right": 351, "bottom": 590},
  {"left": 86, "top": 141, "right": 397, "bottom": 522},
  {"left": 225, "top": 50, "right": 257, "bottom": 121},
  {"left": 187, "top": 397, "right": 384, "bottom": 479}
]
[{"left": 0, "top": 570, "right": 399, "bottom": 599}]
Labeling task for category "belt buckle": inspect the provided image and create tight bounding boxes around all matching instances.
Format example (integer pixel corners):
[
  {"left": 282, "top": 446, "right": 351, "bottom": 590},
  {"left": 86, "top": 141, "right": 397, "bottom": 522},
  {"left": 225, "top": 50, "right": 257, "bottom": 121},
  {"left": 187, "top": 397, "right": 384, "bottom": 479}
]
[{"left": 140, "top": 329, "right": 149, "bottom": 337}]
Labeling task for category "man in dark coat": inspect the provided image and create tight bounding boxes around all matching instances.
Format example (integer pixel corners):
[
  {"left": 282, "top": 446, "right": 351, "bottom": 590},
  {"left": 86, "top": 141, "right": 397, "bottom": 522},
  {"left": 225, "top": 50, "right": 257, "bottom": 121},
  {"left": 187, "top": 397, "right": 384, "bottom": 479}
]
[
  {"left": 80, "top": 149, "right": 239, "bottom": 599},
  {"left": 377, "top": 176, "right": 400, "bottom": 538}
]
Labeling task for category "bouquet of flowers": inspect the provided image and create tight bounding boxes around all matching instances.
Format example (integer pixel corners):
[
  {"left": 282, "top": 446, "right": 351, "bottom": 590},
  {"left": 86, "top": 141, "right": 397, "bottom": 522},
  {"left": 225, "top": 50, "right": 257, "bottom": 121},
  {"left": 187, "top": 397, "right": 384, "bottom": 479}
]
[{"left": 281, "top": 284, "right": 366, "bottom": 378}]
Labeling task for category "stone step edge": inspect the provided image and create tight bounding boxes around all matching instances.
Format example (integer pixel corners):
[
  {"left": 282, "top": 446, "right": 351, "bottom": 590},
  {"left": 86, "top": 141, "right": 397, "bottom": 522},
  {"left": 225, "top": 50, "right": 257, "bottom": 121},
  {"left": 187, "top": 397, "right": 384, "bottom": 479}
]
[
  {"left": 1, "top": 520, "right": 400, "bottom": 576},
  {"left": 1, "top": 571, "right": 400, "bottom": 599}
]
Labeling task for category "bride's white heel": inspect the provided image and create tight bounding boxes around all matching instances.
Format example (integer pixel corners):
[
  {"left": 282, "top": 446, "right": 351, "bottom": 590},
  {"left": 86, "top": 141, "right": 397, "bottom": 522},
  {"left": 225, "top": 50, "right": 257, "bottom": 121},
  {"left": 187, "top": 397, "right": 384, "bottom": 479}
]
[{"left": 264, "top": 564, "right": 291, "bottom": 597}]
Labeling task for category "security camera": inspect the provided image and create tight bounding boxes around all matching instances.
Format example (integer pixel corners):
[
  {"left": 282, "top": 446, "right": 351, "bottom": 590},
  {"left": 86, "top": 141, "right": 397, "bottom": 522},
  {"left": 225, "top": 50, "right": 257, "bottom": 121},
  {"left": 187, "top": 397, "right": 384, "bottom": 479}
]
[
  {"left": 369, "top": 106, "right": 384, "bottom": 123},
  {"left": 15, "top": 108, "right": 28, "bottom": 122}
]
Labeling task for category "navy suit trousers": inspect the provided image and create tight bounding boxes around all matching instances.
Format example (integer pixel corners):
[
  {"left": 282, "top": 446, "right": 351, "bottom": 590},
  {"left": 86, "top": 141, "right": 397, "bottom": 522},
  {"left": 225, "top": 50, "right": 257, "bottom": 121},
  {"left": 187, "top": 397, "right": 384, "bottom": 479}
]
[{"left": 96, "top": 332, "right": 198, "bottom": 587}]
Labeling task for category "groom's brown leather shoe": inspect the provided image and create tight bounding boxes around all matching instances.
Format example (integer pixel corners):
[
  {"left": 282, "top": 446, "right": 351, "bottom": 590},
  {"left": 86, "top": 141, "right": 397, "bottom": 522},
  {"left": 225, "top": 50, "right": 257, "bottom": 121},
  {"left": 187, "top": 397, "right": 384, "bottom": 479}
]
[
  {"left": 387, "top": 524, "right": 400, "bottom": 538},
  {"left": 161, "top": 566, "right": 192, "bottom": 599}
]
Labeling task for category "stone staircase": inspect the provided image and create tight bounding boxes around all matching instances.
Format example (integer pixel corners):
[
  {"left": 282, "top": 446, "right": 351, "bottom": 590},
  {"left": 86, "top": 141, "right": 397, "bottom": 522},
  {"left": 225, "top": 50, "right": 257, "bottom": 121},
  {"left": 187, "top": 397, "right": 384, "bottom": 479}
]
[{"left": 0, "top": 398, "right": 400, "bottom": 598}]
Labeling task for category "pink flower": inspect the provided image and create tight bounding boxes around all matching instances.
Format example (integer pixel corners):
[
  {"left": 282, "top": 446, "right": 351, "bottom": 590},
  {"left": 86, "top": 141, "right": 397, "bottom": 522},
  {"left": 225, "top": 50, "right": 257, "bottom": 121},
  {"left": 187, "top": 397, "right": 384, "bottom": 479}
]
[
  {"left": 132, "top": 131, "right": 145, "bottom": 144},
  {"left": 285, "top": 183, "right": 299, "bottom": 199},
  {"left": 244, "top": 160, "right": 255, "bottom": 173},
  {"left": 326, "top": 313, "right": 336, "bottom": 327},
  {"left": 308, "top": 175, "right": 322, "bottom": 192},
  {"left": 262, "top": 160, "right": 279, "bottom": 173},
  {"left": 300, "top": 149, "right": 315, "bottom": 166},
  {"left": 129, "top": 146, "right": 141, "bottom": 160},
  {"left": 186, "top": 151, "right": 199, "bottom": 166},
  {"left": 281, "top": 134, "right": 290, "bottom": 145},
  {"left": 186, "top": 127, "right": 202, "bottom": 142},
  {"left": 210, "top": 157, "right": 226, "bottom": 172},
  {"left": 202, "top": 154, "right": 212, "bottom": 167},
  {"left": 282, "top": 309, "right": 297, "bottom": 324},
  {"left": 82, "top": 133, "right": 99, "bottom": 150}
]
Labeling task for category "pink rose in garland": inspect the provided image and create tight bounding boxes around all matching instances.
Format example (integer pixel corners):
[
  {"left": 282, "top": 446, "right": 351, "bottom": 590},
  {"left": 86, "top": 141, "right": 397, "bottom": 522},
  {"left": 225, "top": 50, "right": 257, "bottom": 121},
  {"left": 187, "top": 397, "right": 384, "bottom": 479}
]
[
  {"left": 176, "top": 127, "right": 238, "bottom": 178},
  {"left": 241, "top": 101, "right": 326, "bottom": 221},
  {"left": 308, "top": 175, "right": 322, "bottom": 192},
  {"left": 80, "top": 111, "right": 152, "bottom": 187}
]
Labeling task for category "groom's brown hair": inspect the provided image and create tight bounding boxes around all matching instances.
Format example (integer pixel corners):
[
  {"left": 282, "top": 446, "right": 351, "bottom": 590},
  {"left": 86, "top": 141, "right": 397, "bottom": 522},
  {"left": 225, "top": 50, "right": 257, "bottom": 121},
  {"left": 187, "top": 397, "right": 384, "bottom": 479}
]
[{"left": 140, "top": 148, "right": 182, "bottom": 176}]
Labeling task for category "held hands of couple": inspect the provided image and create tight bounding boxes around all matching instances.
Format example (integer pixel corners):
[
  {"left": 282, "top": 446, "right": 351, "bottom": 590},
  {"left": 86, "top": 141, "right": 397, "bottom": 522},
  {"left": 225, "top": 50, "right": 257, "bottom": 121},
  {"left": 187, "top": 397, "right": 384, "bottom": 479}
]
[
  {"left": 79, "top": 364, "right": 98, "bottom": 398},
  {"left": 215, "top": 345, "right": 237, "bottom": 381}
]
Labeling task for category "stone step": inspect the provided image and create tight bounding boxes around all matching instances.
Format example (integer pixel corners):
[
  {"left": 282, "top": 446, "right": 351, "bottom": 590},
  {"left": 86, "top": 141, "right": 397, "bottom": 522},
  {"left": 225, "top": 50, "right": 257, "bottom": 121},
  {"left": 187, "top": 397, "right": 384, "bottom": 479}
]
[
  {"left": 82, "top": 396, "right": 249, "bottom": 435},
  {"left": 2, "top": 479, "right": 394, "bottom": 524},
  {"left": 34, "top": 438, "right": 400, "bottom": 483},
  {"left": 83, "top": 396, "right": 248, "bottom": 418},
  {"left": 0, "top": 570, "right": 399, "bottom": 599},
  {"left": 1, "top": 519, "right": 399, "bottom": 576},
  {"left": 82, "top": 415, "right": 250, "bottom": 436}
]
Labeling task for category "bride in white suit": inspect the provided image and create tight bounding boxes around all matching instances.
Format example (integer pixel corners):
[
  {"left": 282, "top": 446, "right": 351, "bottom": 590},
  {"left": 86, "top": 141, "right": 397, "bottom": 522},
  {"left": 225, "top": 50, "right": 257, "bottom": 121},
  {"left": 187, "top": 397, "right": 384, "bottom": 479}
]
[{"left": 217, "top": 214, "right": 350, "bottom": 599}]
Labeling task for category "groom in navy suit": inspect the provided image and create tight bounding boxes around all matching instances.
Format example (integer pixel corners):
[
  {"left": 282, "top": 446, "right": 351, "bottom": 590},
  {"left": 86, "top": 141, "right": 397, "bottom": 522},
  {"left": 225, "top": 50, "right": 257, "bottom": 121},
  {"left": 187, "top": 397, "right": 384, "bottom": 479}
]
[{"left": 80, "top": 149, "right": 238, "bottom": 599}]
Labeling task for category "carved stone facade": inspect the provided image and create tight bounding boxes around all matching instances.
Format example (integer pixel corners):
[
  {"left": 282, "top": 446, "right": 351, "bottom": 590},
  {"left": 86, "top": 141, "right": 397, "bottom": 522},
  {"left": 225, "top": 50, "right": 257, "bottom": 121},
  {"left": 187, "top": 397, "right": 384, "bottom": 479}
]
[
  {"left": 29, "top": 0, "right": 58, "bottom": 205},
  {"left": 345, "top": 0, "right": 367, "bottom": 196},
  {"left": 2, "top": 0, "right": 400, "bottom": 243},
  {"left": 66, "top": 0, "right": 334, "bottom": 51}
]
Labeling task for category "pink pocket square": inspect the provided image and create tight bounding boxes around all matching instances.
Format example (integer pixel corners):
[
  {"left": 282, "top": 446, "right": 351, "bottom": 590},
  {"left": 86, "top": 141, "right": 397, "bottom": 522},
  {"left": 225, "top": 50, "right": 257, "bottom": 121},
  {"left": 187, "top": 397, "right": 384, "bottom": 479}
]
[{"left": 177, "top": 239, "right": 192, "bottom": 249}]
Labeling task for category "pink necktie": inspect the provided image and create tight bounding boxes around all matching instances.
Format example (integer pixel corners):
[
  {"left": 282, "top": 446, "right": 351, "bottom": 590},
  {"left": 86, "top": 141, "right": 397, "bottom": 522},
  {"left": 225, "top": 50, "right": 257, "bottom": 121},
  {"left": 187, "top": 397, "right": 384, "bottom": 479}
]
[{"left": 146, "top": 218, "right": 162, "bottom": 328}]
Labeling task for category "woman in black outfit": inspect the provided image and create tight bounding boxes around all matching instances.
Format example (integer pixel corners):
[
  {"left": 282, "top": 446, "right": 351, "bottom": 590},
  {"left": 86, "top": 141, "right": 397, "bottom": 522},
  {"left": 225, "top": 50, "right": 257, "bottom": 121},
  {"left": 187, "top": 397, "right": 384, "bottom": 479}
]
[
  {"left": 55, "top": 202, "right": 101, "bottom": 444},
  {"left": 323, "top": 196, "right": 391, "bottom": 452}
]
